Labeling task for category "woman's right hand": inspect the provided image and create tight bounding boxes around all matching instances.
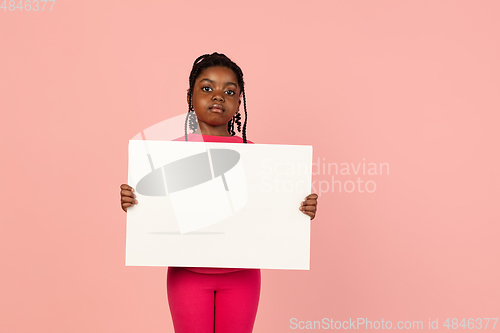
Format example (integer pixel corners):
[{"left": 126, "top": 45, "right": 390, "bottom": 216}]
[{"left": 120, "top": 184, "right": 137, "bottom": 212}]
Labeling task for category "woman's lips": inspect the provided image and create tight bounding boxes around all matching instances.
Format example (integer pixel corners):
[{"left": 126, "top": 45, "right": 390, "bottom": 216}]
[{"left": 209, "top": 107, "right": 224, "bottom": 113}]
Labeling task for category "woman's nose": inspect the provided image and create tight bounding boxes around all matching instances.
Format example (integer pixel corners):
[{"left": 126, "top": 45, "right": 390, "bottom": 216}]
[{"left": 212, "top": 91, "right": 224, "bottom": 101}]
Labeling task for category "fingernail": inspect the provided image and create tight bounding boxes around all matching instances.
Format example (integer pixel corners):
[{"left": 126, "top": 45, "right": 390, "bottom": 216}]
[{"left": 135, "top": 200, "right": 138, "bottom": 203}]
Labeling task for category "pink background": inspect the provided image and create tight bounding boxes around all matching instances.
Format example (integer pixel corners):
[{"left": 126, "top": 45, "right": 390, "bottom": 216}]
[{"left": 1, "top": 0, "right": 499, "bottom": 332}]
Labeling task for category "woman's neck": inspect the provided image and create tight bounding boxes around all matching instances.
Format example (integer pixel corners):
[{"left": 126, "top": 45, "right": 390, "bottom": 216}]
[{"left": 194, "top": 127, "right": 232, "bottom": 137}]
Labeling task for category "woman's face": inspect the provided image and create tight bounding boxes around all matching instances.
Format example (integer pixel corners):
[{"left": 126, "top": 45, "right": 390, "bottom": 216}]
[{"left": 188, "top": 66, "right": 241, "bottom": 136}]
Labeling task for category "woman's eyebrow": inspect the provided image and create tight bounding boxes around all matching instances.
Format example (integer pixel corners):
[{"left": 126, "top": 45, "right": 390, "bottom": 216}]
[{"left": 199, "top": 78, "right": 237, "bottom": 87}]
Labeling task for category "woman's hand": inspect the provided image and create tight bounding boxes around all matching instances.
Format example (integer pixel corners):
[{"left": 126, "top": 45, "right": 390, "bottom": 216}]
[
  {"left": 120, "top": 184, "right": 137, "bottom": 212},
  {"left": 299, "top": 193, "right": 318, "bottom": 220}
]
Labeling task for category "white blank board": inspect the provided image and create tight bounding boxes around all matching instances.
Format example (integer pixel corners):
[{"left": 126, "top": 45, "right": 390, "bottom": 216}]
[{"left": 126, "top": 140, "right": 312, "bottom": 270}]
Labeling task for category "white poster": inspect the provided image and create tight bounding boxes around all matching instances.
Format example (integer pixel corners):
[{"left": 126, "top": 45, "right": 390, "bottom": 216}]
[{"left": 126, "top": 140, "right": 313, "bottom": 270}]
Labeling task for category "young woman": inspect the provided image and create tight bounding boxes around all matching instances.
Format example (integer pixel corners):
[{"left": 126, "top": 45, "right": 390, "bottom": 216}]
[{"left": 120, "top": 53, "right": 318, "bottom": 333}]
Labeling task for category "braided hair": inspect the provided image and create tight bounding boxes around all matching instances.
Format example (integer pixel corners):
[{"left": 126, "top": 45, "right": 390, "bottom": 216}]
[{"left": 184, "top": 52, "right": 249, "bottom": 143}]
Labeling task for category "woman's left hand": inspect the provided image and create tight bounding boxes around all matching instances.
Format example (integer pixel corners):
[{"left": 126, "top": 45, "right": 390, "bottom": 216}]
[{"left": 299, "top": 193, "right": 318, "bottom": 220}]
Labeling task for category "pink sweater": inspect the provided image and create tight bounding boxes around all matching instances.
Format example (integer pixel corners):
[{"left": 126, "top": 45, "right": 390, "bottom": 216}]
[{"left": 172, "top": 133, "right": 254, "bottom": 274}]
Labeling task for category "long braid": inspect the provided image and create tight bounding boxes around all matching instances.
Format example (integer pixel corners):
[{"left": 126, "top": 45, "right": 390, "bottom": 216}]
[
  {"left": 242, "top": 89, "right": 248, "bottom": 143},
  {"left": 234, "top": 113, "right": 242, "bottom": 132},
  {"left": 227, "top": 117, "right": 236, "bottom": 136}
]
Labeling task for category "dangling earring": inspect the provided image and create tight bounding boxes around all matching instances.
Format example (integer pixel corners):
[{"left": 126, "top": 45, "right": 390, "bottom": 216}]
[{"left": 188, "top": 106, "right": 198, "bottom": 133}]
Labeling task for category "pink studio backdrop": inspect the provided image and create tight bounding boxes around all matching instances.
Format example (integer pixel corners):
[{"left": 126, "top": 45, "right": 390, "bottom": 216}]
[{"left": 1, "top": 1, "right": 499, "bottom": 332}]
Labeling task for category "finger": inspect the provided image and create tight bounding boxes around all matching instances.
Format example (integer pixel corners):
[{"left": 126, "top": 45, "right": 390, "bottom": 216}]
[
  {"left": 300, "top": 205, "right": 316, "bottom": 212},
  {"left": 121, "top": 202, "right": 133, "bottom": 212},
  {"left": 122, "top": 196, "right": 138, "bottom": 205},
  {"left": 122, "top": 199, "right": 138, "bottom": 208},
  {"left": 120, "top": 184, "right": 135, "bottom": 192},
  {"left": 305, "top": 193, "right": 318, "bottom": 200},
  {"left": 301, "top": 199, "right": 317, "bottom": 206},
  {"left": 121, "top": 189, "right": 136, "bottom": 198}
]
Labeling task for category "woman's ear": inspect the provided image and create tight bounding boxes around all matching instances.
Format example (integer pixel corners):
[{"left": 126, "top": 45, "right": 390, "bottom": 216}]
[{"left": 186, "top": 91, "right": 190, "bottom": 105}]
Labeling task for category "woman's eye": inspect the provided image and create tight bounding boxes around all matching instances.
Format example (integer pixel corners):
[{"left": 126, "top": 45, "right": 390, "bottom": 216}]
[
  {"left": 201, "top": 87, "right": 212, "bottom": 92},
  {"left": 225, "top": 90, "right": 235, "bottom": 95}
]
